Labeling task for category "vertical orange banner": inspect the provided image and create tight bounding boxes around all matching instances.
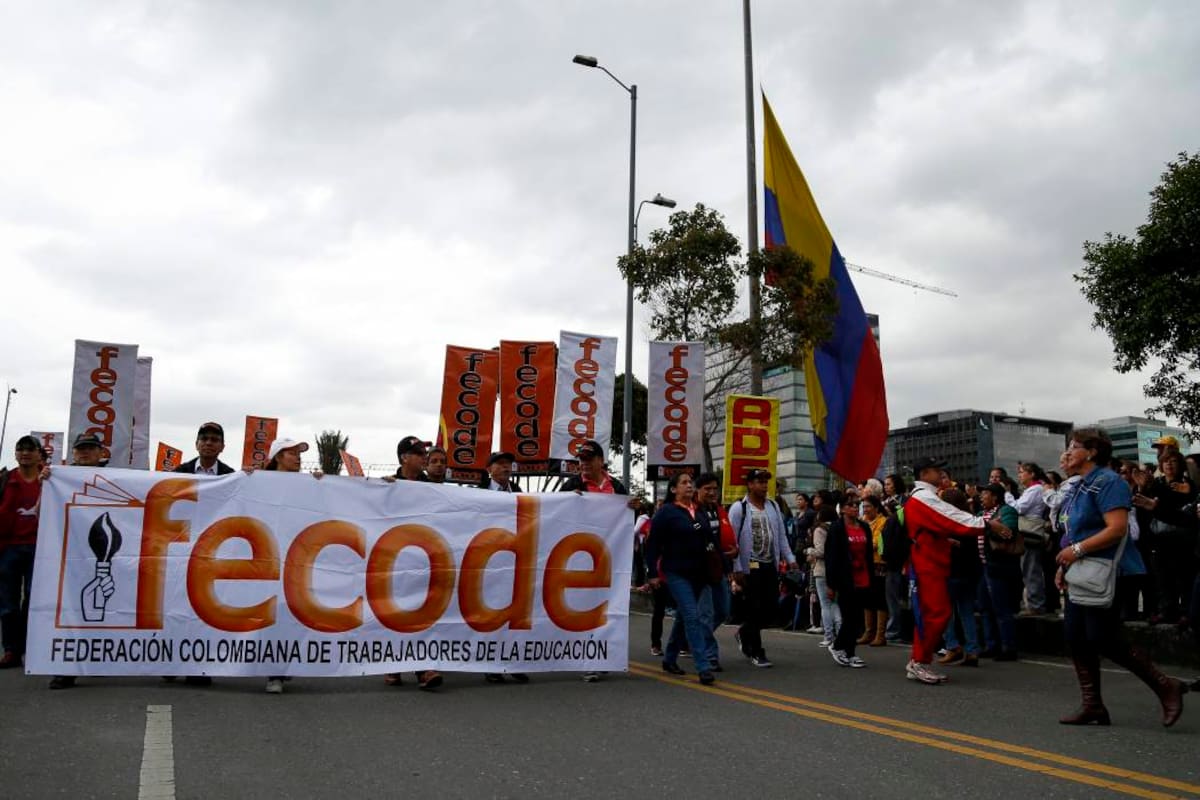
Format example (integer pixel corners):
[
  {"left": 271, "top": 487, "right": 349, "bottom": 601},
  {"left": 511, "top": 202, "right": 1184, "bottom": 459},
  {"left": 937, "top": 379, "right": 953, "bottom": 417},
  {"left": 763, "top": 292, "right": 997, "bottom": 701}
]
[
  {"left": 436, "top": 346, "right": 499, "bottom": 476},
  {"left": 498, "top": 340, "right": 556, "bottom": 470},
  {"left": 241, "top": 415, "right": 279, "bottom": 470},
  {"left": 154, "top": 442, "right": 184, "bottom": 472},
  {"left": 340, "top": 450, "right": 365, "bottom": 477}
]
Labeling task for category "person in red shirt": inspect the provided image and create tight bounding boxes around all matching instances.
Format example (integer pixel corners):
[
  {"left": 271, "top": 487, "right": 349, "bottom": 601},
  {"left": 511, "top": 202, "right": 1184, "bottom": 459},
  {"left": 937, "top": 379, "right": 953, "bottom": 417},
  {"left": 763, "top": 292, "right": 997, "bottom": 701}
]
[
  {"left": 0, "top": 436, "right": 46, "bottom": 668},
  {"left": 905, "top": 457, "right": 1013, "bottom": 685}
]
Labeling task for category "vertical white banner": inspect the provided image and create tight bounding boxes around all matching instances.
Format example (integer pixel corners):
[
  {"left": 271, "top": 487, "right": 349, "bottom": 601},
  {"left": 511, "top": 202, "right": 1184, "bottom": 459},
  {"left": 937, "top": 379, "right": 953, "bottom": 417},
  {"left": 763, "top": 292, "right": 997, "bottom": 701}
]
[
  {"left": 130, "top": 356, "right": 153, "bottom": 469},
  {"left": 67, "top": 339, "right": 139, "bottom": 466},
  {"left": 549, "top": 331, "right": 618, "bottom": 461},
  {"left": 646, "top": 341, "right": 705, "bottom": 467},
  {"left": 31, "top": 431, "right": 65, "bottom": 465}
]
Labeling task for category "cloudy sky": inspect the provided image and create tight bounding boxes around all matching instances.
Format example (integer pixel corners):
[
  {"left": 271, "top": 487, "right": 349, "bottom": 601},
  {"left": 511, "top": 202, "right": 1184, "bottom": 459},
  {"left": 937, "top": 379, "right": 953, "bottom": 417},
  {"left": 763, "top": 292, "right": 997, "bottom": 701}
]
[{"left": 2, "top": 0, "right": 1197, "bottom": 472}]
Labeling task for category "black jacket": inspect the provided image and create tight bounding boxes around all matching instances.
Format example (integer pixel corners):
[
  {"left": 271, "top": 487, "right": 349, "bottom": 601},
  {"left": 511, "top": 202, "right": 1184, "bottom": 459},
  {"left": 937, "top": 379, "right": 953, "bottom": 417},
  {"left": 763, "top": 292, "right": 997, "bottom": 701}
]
[
  {"left": 174, "top": 458, "right": 235, "bottom": 475},
  {"left": 824, "top": 517, "right": 875, "bottom": 596},
  {"left": 644, "top": 503, "right": 708, "bottom": 584},
  {"left": 476, "top": 474, "right": 520, "bottom": 492}
]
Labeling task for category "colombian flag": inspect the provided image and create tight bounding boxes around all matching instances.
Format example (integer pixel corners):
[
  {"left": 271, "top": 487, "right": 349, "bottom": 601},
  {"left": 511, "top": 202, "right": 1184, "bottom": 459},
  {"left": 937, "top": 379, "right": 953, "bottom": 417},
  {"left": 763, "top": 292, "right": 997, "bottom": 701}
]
[{"left": 762, "top": 93, "right": 888, "bottom": 483}]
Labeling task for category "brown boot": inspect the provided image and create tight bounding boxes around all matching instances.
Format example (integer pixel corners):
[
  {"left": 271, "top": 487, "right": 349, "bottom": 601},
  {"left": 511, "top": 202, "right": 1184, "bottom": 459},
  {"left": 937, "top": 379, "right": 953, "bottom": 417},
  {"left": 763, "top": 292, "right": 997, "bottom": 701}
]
[
  {"left": 1107, "top": 645, "right": 1187, "bottom": 727},
  {"left": 870, "top": 611, "right": 888, "bottom": 646},
  {"left": 856, "top": 610, "right": 875, "bottom": 645},
  {"left": 1060, "top": 654, "right": 1110, "bottom": 725}
]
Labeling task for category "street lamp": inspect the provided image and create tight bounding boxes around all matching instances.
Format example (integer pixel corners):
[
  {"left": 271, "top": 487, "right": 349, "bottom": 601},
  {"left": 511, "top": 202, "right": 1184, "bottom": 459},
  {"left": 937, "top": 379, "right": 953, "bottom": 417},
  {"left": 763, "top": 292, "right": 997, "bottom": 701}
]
[
  {"left": 0, "top": 386, "right": 16, "bottom": 462},
  {"left": 573, "top": 52, "right": 640, "bottom": 490},
  {"left": 635, "top": 193, "right": 676, "bottom": 238}
]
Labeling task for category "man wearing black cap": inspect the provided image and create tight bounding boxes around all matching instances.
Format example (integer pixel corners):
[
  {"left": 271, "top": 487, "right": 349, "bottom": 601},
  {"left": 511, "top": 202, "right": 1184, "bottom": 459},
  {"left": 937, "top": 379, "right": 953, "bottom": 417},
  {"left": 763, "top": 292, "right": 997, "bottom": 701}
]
[
  {"left": 903, "top": 456, "right": 1013, "bottom": 685},
  {"left": 0, "top": 436, "right": 46, "bottom": 668},
  {"left": 560, "top": 440, "right": 629, "bottom": 682},
  {"left": 382, "top": 435, "right": 442, "bottom": 690},
  {"left": 728, "top": 469, "right": 798, "bottom": 668},
  {"left": 478, "top": 451, "right": 520, "bottom": 493},
  {"left": 175, "top": 423, "right": 235, "bottom": 476}
]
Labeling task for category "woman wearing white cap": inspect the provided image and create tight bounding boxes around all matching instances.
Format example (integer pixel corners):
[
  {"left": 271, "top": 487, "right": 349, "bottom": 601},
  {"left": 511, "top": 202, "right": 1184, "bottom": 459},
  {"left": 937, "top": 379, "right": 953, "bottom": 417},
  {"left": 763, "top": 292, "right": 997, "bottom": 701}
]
[{"left": 262, "top": 438, "right": 313, "bottom": 694}]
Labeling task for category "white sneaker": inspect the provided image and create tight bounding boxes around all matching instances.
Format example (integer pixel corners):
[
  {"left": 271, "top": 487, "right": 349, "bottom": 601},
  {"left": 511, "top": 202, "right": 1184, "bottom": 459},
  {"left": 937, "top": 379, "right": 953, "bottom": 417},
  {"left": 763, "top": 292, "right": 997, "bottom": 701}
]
[
  {"left": 848, "top": 656, "right": 867, "bottom": 668},
  {"left": 265, "top": 678, "right": 284, "bottom": 694},
  {"left": 905, "top": 660, "right": 945, "bottom": 685},
  {"left": 581, "top": 672, "right": 601, "bottom": 683},
  {"left": 818, "top": 640, "right": 830, "bottom": 648},
  {"left": 806, "top": 625, "right": 824, "bottom": 634},
  {"left": 829, "top": 648, "right": 851, "bottom": 667}
]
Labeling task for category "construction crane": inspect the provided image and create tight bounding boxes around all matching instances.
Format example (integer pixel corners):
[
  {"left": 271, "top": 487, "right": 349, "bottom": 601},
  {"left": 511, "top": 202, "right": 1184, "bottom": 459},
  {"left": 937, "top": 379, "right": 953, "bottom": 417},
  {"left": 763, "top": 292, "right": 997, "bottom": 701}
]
[{"left": 846, "top": 262, "right": 958, "bottom": 297}]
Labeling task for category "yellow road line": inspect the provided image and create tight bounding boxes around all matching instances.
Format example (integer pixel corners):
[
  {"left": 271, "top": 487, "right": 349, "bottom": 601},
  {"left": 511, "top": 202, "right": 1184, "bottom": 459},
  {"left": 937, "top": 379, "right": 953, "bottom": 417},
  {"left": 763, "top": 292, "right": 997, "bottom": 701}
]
[{"left": 628, "top": 663, "right": 1196, "bottom": 800}]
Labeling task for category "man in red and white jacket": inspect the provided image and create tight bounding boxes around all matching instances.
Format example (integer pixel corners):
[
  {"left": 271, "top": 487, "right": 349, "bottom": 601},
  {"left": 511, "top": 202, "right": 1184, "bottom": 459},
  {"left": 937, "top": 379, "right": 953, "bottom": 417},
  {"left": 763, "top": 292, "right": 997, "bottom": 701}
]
[{"left": 905, "top": 456, "right": 1013, "bottom": 685}]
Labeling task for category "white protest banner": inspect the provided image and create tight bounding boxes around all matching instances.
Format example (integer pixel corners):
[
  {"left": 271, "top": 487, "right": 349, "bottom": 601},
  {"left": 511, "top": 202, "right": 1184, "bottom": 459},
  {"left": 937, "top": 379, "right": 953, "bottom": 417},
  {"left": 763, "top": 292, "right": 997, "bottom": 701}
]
[
  {"left": 27, "top": 468, "right": 631, "bottom": 677},
  {"left": 67, "top": 339, "right": 139, "bottom": 466},
  {"left": 646, "top": 342, "right": 705, "bottom": 476},
  {"left": 129, "top": 356, "right": 153, "bottom": 469},
  {"left": 32, "top": 431, "right": 65, "bottom": 465},
  {"left": 549, "top": 331, "right": 618, "bottom": 462}
]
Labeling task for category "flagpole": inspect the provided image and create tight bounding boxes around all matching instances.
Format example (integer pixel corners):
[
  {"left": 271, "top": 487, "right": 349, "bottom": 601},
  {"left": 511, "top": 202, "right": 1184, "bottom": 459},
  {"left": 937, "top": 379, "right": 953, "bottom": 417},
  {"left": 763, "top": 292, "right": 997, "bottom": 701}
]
[{"left": 743, "top": 0, "right": 763, "bottom": 394}]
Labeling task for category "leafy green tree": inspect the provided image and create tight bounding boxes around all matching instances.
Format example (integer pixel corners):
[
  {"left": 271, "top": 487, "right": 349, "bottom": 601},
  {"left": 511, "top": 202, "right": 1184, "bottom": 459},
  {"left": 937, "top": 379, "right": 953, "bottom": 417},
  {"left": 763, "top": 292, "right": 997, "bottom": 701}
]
[
  {"left": 619, "top": 203, "right": 745, "bottom": 342},
  {"left": 609, "top": 373, "right": 648, "bottom": 465},
  {"left": 1076, "top": 152, "right": 1200, "bottom": 432},
  {"left": 315, "top": 430, "right": 348, "bottom": 475}
]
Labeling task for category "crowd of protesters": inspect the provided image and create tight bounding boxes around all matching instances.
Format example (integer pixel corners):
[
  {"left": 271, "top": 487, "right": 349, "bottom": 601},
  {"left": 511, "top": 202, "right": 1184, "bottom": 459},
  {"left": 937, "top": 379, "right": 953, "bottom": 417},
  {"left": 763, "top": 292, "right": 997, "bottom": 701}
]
[
  {"left": 3, "top": 422, "right": 1199, "bottom": 722},
  {"left": 633, "top": 428, "right": 1198, "bottom": 725}
]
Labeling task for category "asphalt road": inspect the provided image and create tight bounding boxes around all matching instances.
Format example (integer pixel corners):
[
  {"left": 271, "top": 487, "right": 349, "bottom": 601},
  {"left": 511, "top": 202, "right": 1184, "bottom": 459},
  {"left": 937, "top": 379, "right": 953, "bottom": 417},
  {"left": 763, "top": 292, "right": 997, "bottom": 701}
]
[{"left": 2, "top": 615, "right": 1198, "bottom": 800}]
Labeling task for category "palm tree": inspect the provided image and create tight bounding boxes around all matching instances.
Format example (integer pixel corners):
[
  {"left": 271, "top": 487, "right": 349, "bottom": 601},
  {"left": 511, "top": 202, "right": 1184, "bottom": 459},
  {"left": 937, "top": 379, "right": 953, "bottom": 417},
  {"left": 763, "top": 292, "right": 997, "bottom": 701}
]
[{"left": 315, "top": 430, "right": 348, "bottom": 475}]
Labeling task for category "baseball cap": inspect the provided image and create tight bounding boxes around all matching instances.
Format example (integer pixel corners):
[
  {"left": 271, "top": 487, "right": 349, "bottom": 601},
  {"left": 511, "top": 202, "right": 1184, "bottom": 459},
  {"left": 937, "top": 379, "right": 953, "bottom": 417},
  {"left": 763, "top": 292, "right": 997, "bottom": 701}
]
[
  {"left": 73, "top": 433, "right": 103, "bottom": 449},
  {"left": 197, "top": 422, "right": 224, "bottom": 438},
  {"left": 1152, "top": 435, "right": 1180, "bottom": 449},
  {"left": 267, "top": 438, "right": 308, "bottom": 463},
  {"left": 745, "top": 468, "right": 772, "bottom": 483},
  {"left": 911, "top": 456, "right": 948, "bottom": 473},
  {"left": 396, "top": 436, "right": 429, "bottom": 458},
  {"left": 487, "top": 451, "right": 516, "bottom": 466},
  {"left": 576, "top": 440, "right": 604, "bottom": 460}
]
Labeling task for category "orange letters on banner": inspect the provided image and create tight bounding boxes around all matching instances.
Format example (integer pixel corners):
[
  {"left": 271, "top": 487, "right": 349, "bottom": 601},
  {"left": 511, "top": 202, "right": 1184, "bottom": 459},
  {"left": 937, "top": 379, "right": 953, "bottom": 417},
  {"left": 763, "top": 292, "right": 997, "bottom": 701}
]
[
  {"left": 241, "top": 416, "right": 279, "bottom": 470},
  {"left": 130, "top": 484, "right": 612, "bottom": 634},
  {"left": 340, "top": 450, "right": 365, "bottom": 477},
  {"left": 498, "top": 341, "right": 556, "bottom": 466},
  {"left": 155, "top": 443, "right": 184, "bottom": 472},
  {"left": 436, "top": 346, "right": 499, "bottom": 472}
]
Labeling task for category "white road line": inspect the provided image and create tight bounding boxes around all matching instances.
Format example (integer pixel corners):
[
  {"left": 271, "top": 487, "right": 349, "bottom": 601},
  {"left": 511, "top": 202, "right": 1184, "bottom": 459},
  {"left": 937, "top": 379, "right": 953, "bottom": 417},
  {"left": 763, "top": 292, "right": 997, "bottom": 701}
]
[{"left": 138, "top": 705, "right": 175, "bottom": 800}]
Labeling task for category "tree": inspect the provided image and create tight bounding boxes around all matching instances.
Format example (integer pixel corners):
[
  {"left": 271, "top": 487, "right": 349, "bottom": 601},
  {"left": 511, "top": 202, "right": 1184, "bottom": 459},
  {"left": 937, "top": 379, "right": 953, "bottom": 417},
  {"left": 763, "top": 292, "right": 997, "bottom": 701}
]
[
  {"left": 1076, "top": 151, "right": 1200, "bottom": 433},
  {"left": 619, "top": 203, "right": 745, "bottom": 342},
  {"left": 315, "top": 430, "right": 348, "bottom": 475},
  {"left": 609, "top": 373, "right": 648, "bottom": 465}
]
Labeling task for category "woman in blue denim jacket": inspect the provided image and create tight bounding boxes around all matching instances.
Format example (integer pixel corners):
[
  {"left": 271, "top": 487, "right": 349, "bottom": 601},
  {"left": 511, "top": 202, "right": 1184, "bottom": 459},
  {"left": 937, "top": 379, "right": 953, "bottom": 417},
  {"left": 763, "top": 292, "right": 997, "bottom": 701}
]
[{"left": 1055, "top": 427, "right": 1187, "bottom": 727}]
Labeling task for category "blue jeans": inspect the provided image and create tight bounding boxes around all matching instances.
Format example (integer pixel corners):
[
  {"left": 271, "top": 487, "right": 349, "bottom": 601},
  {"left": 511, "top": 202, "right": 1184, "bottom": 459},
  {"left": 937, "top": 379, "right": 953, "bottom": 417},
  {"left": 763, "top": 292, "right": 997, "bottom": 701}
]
[
  {"left": 663, "top": 572, "right": 713, "bottom": 672},
  {"left": 813, "top": 575, "right": 842, "bottom": 643},
  {"left": 942, "top": 576, "right": 980, "bottom": 655},
  {"left": 884, "top": 570, "right": 906, "bottom": 640},
  {"left": 0, "top": 544, "right": 36, "bottom": 656},
  {"left": 977, "top": 565, "right": 1020, "bottom": 653},
  {"left": 671, "top": 584, "right": 720, "bottom": 664}
]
